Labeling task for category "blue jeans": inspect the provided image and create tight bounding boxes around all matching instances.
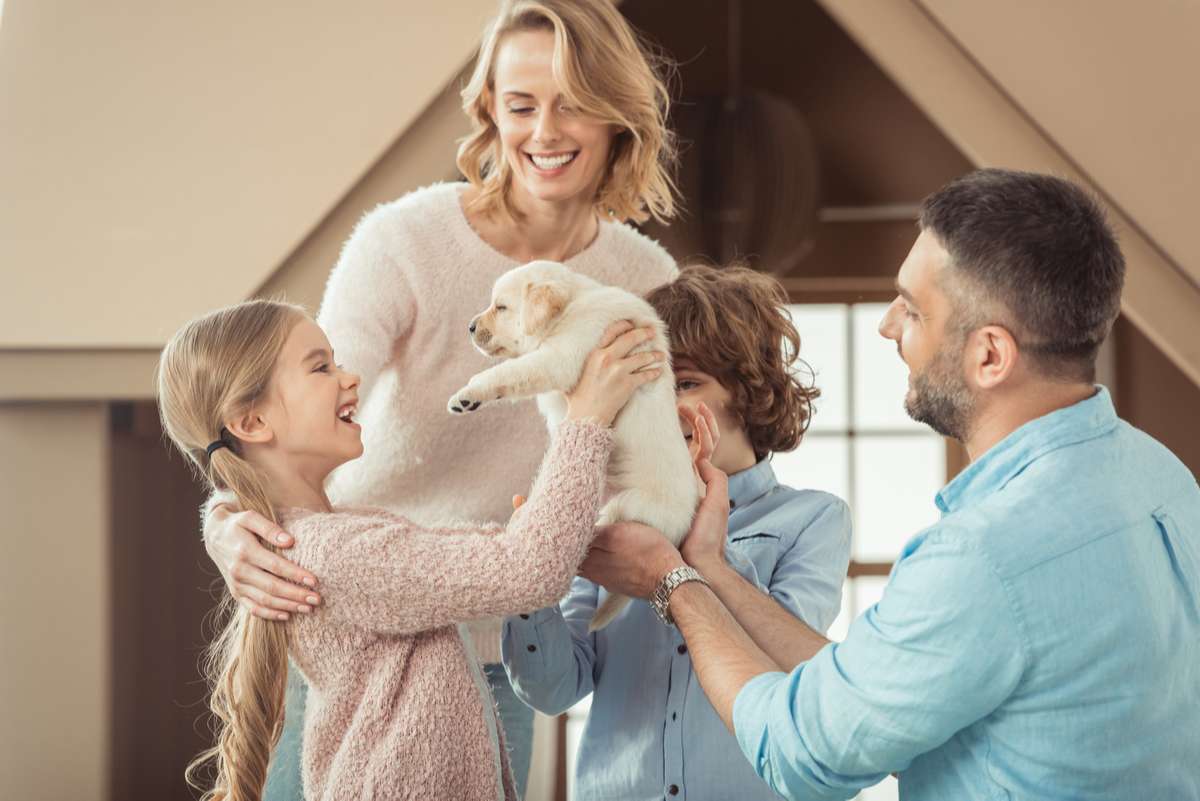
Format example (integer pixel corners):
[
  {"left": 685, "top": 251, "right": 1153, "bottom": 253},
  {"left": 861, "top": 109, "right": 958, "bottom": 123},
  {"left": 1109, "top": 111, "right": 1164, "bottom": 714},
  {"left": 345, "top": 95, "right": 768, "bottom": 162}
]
[
  {"left": 262, "top": 664, "right": 305, "bottom": 801},
  {"left": 262, "top": 662, "right": 535, "bottom": 800},
  {"left": 486, "top": 662, "right": 535, "bottom": 799}
]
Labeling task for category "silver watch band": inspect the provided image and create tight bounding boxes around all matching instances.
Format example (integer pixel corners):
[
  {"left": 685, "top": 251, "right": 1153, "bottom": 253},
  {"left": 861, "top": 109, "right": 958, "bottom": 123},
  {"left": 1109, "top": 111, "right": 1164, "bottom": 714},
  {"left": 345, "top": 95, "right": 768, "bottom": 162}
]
[{"left": 651, "top": 565, "right": 709, "bottom": 626}]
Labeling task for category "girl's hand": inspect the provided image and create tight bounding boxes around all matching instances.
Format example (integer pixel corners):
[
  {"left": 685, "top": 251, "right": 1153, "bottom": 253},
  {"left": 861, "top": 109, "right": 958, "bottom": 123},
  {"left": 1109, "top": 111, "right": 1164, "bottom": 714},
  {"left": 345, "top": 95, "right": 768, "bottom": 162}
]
[
  {"left": 566, "top": 321, "right": 665, "bottom": 426},
  {"left": 204, "top": 505, "right": 321, "bottom": 621}
]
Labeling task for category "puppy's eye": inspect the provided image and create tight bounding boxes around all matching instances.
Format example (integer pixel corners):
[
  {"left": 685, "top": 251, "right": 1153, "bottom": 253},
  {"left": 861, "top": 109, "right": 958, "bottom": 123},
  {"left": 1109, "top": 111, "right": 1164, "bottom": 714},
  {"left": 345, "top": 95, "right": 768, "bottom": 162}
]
[{"left": 495, "top": 305, "right": 508, "bottom": 312}]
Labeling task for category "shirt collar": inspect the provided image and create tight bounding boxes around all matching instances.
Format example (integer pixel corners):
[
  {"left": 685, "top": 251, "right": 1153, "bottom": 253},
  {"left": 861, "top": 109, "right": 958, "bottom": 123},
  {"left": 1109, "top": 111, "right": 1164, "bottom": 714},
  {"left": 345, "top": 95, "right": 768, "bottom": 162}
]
[
  {"left": 727, "top": 457, "right": 778, "bottom": 511},
  {"left": 935, "top": 385, "right": 1118, "bottom": 514}
]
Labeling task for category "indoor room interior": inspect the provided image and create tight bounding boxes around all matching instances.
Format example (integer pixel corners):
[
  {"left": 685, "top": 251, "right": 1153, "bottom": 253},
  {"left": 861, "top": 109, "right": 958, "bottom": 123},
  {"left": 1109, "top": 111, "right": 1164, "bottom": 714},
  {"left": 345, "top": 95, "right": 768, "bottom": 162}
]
[{"left": 2, "top": 1, "right": 1197, "bottom": 799}]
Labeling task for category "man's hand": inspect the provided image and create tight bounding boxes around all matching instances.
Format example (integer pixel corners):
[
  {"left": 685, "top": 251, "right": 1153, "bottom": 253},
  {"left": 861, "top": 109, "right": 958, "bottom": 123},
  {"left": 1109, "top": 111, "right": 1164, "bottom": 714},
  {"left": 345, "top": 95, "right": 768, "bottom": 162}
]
[
  {"left": 579, "top": 522, "right": 685, "bottom": 599},
  {"left": 204, "top": 504, "right": 320, "bottom": 621},
  {"left": 680, "top": 435, "right": 733, "bottom": 576}
]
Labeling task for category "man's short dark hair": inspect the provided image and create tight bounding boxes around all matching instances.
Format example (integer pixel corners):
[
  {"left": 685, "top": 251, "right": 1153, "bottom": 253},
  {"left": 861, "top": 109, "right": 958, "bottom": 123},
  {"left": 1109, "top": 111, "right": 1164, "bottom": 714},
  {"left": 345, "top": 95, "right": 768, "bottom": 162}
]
[{"left": 920, "top": 168, "right": 1125, "bottom": 381}]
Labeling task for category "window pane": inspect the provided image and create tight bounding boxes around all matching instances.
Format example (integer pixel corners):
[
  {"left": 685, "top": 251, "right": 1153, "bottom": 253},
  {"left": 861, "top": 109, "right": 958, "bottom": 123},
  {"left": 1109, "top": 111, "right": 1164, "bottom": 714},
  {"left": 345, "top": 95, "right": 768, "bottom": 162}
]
[
  {"left": 852, "top": 435, "right": 945, "bottom": 561},
  {"left": 565, "top": 694, "right": 592, "bottom": 800},
  {"left": 852, "top": 303, "right": 924, "bottom": 432},
  {"left": 771, "top": 435, "right": 850, "bottom": 505},
  {"left": 787, "top": 304, "right": 848, "bottom": 432},
  {"left": 853, "top": 575, "right": 889, "bottom": 617},
  {"left": 859, "top": 775, "right": 900, "bottom": 801},
  {"left": 827, "top": 578, "right": 855, "bottom": 642}
]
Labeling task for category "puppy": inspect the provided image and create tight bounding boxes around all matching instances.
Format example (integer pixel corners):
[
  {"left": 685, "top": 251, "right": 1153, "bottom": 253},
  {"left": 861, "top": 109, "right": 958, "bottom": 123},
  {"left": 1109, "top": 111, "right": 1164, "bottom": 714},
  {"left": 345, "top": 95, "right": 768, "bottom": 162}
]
[{"left": 448, "top": 261, "right": 698, "bottom": 631}]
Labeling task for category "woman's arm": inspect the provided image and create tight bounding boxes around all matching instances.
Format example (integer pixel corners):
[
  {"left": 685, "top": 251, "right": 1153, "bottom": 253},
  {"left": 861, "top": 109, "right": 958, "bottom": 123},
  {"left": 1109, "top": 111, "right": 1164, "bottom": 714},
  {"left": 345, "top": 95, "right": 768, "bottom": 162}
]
[
  {"left": 202, "top": 206, "right": 422, "bottom": 618},
  {"left": 315, "top": 206, "right": 417, "bottom": 402}
]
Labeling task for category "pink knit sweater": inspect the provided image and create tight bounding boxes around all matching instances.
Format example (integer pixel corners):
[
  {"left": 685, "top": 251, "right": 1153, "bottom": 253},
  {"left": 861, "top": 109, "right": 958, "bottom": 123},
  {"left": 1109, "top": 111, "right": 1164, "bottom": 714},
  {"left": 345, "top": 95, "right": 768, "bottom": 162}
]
[
  {"left": 316, "top": 182, "right": 676, "bottom": 662},
  {"left": 283, "top": 419, "right": 613, "bottom": 800}
]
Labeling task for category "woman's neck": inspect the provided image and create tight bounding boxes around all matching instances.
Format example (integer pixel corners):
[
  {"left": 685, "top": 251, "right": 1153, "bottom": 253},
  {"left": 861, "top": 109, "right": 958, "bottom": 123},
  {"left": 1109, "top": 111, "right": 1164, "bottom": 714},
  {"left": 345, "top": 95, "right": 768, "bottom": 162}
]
[{"left": 465, "top": 184, "right": 601, "bottom": 264}]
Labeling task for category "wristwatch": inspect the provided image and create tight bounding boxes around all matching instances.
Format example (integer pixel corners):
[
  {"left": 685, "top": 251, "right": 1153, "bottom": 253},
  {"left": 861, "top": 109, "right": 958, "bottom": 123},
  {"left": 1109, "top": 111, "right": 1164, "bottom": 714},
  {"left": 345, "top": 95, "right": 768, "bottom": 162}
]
[{"left": 650, "top": 565, "right": 709, "bottom": 626}]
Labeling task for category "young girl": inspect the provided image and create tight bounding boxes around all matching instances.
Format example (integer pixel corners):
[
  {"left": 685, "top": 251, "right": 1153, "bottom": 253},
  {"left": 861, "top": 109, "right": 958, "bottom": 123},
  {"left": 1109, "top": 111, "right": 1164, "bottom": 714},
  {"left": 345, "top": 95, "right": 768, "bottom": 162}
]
[{"left": 156, "top": 299, "right": 663, "bottom": 801}]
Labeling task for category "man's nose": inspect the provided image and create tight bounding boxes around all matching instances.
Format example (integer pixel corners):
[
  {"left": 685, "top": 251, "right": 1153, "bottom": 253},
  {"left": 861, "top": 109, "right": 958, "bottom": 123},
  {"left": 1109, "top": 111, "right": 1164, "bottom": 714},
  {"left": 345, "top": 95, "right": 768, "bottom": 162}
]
[{"left": 879, "top": 299, "right": 901, "bottom": 340}]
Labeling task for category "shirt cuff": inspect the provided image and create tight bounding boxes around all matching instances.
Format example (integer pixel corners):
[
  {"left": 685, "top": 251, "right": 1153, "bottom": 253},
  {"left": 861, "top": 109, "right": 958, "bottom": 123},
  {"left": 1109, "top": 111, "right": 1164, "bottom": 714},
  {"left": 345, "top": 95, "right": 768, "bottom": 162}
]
[
  {"left": 501, "top": 606, "right": 561, "bottom": 666},
  {"left": 733, "top": 670, "right": 789, "bottom": 779}
]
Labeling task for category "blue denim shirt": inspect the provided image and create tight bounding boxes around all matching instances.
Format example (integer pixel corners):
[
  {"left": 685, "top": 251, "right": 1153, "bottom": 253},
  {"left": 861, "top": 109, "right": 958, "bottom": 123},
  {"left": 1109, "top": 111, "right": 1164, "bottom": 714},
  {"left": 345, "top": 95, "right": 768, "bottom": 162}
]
[
  {"left": 734, "top": 387, "right": 1200, "bottom": 800},
  {"left": 503, "top": 459, "right": 852, "bottom": 800}
]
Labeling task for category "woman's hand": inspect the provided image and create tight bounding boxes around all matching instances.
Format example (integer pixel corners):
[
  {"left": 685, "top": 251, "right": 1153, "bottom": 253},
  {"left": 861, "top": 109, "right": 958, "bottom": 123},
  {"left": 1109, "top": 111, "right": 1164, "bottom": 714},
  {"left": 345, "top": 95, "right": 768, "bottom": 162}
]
[
  {"left": 679, "top": 437, "right": 732, "bottom": 576},
  {"left": 566, "top": 321, "right": 665, "bottom": 426},
  {"left": 204, "top": 504, "right": 321, "bottom": 621}
]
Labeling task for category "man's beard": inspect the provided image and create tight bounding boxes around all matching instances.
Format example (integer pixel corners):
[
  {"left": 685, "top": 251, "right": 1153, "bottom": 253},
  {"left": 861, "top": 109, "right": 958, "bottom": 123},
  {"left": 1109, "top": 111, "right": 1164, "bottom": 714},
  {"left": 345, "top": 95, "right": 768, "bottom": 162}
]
[{"left": 903, "top": 345, "right": 975, "bottom": 441}]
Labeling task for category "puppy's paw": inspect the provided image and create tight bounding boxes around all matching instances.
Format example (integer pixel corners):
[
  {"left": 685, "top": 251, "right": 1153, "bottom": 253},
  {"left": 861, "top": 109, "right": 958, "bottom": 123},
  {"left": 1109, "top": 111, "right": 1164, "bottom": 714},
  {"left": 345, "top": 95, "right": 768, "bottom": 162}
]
[{"left": 447, "top": 388, "right": 485, "bottom": 415}]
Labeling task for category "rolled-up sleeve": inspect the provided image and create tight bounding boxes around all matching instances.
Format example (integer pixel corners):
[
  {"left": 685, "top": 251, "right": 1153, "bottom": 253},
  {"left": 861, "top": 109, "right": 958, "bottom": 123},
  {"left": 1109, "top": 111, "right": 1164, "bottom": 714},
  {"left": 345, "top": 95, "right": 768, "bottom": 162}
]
[
  {"left": 770, "top": 498, "right": 852, "bottom": 634},
  {"left": 732, "top": 533, "right": 1028, "bottom": 799}
]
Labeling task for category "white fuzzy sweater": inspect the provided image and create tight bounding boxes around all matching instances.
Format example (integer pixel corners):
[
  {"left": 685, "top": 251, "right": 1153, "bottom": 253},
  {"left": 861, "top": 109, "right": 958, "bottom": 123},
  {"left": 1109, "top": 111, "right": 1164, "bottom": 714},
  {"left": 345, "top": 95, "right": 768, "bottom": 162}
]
[{"left": 316, "top": 182, "right": 677, "bottom": 661}]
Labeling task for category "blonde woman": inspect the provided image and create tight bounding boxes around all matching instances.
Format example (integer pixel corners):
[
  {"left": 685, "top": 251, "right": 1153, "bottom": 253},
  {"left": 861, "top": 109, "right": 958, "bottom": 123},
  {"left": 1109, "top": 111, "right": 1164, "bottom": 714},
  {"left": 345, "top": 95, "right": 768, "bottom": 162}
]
[
  {"left": 200, "top": 1, "right": 680, "bottom": 797},
  {"left": 162, "top": 301, "right": 663, "bottom": 800}
]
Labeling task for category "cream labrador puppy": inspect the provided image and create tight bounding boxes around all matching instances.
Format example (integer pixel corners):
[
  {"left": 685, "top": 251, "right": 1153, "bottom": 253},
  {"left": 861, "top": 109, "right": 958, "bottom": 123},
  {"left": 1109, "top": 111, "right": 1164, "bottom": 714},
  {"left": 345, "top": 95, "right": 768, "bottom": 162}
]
[{"left": 448, "top": 260, "right": 698, "bottom": 631}]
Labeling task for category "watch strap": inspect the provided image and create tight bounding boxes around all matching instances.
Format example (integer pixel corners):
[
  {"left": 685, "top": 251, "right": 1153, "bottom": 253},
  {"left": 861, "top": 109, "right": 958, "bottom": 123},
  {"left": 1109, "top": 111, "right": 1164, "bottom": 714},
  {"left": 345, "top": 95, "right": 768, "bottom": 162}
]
[{"left": 651, "top": 565, "right": 709, "bottom": 626}]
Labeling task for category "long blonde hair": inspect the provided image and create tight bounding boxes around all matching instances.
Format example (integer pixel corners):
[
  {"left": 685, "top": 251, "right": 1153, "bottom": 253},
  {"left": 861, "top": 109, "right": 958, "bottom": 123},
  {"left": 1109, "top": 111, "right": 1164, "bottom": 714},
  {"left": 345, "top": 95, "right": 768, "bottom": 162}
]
[
  {"left": 457, "top": 0, "right": 678, "bottom": 224},
  {"left": 156, "top": 299, "right": 308, "bottom": 801}
]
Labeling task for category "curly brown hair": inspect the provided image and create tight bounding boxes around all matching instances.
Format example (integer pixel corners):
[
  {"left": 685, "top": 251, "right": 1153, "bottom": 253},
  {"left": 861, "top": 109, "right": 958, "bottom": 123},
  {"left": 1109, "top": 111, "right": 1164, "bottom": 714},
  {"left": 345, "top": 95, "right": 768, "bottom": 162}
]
[{"left": 645, "top": 264, "right": 819, "bottom": 461}]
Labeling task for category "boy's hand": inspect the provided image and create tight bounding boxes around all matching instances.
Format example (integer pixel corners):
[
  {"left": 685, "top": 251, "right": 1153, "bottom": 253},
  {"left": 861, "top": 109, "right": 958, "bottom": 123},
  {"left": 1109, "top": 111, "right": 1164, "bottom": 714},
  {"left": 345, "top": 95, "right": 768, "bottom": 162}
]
[
  {"left": 681, "top": 401, "right": 720, "bottom": 497},
  {"left": 680, "top": 451, "right": 731, "bottom": 574}
]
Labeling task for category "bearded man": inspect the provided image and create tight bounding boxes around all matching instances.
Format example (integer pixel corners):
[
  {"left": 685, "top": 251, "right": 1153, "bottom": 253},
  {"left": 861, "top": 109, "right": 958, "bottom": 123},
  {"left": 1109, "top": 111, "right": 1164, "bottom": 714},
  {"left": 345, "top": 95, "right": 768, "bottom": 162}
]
[{"left": 580, "top": 169, "right": 1200, "bottom": 800}]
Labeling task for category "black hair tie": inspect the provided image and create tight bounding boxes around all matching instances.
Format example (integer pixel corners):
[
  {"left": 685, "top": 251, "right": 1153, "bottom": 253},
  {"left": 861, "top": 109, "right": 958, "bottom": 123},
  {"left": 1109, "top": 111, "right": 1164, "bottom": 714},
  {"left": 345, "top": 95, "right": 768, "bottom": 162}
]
[{"left": 206, "top": 430, "right": 230, "bottom": 458}]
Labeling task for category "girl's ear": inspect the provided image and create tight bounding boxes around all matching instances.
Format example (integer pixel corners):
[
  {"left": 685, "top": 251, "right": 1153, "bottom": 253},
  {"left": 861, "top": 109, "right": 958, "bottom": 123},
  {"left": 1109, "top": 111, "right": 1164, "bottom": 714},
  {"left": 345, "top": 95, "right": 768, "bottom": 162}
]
[
  {"left": 225, "top": 408, "right": 274, "bottom": 446},
  {"left": 521, "top": 281, "right": 570, "bottom": 337}
]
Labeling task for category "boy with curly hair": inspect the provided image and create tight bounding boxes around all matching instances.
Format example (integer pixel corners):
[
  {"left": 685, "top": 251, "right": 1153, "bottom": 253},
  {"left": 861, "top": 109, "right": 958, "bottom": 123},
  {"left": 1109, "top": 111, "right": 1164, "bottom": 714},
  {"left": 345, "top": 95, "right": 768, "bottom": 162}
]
[{"left": 502, "top": 264, "right": 852, "bottom": 801}]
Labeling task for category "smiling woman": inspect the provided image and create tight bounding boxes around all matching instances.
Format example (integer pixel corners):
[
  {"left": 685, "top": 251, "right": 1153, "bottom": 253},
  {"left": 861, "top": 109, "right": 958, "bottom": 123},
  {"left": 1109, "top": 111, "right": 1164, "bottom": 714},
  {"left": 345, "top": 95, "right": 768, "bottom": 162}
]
[
  {"left": 196, "top": 1, "right": 681, "bottom": 798},
  {"left": 458, "top": 0, "right": 677, "bottom": 228}
]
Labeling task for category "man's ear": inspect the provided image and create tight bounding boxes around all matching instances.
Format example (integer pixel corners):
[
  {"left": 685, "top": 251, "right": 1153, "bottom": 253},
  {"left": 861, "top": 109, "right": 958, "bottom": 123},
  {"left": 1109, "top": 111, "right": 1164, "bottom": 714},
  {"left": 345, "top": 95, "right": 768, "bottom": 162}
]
[
  {"left": 969, "top": 325, "right": 1019, "bottom": 390},
  {"left": 521, "top": 281, "right": 570, "bottom": 337}
]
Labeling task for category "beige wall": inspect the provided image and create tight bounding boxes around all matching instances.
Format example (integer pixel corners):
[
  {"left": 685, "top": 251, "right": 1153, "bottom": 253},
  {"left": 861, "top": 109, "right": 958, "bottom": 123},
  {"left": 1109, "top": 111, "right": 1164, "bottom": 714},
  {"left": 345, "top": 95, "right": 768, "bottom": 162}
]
[
  {"left": 816, "top": 0, "right": 1200, "bottom": 389},
  {"left": 0, "top": 0, "right": 494, "bottom": 349},
  {"left": 0, "top": 404, "right": 109, "bottom": 800},
  {"left": 918, "top": 0, "right": 1200, "bottom": 285}
]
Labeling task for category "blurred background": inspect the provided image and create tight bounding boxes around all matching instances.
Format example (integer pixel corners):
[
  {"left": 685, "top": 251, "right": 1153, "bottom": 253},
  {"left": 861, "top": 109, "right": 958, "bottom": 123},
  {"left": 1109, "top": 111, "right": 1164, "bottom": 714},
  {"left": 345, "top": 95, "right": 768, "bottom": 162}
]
[{"left": 2, "top": 1, "right": 1198, "bottom": 799}]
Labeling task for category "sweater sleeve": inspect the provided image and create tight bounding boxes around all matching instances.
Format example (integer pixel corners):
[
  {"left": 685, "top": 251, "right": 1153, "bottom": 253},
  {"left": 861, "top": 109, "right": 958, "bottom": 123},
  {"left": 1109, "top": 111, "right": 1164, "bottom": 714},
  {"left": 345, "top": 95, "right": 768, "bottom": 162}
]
[
  {"left": 302, "top": 419, "right": 613, "bottom": 635},
  {"left": 316, "top": 205, "right": 417, "bottom": 402}
]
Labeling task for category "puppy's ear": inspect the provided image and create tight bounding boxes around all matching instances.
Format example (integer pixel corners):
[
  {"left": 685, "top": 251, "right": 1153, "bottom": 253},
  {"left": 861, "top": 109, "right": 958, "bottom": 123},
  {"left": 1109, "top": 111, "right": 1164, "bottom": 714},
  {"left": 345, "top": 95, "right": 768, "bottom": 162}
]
[{"left": 521, "top": 281, "right": 570, "bottom": 337}]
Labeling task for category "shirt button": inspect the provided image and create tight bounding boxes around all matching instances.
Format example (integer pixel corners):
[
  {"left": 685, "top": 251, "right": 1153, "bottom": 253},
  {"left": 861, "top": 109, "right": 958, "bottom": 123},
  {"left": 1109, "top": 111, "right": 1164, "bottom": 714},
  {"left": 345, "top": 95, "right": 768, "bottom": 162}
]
[
  {"left": 677, "top": 644, "right": 688, "bottom": 655},
  {"left": 526, "top": 644, "right": 537, "bottom": 652},
  {"left": 671, "top": 711, "right": 677, "bottom": 721},
  {"left": 519, "top": 614, "right": 530, "bottom": 619},
  {"left": 668, "top": 785, "right": 680, "bottom": 795}
]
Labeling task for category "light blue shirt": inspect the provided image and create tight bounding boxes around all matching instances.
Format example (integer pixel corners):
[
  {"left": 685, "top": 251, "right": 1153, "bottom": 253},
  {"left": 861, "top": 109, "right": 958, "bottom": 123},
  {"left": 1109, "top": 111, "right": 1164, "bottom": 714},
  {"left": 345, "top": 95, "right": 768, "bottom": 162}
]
[
  {"left": 734, "top": 387, "right": 1200, "bottom": 800},
  {"left": 503, "top": 459, "right": 852, "bottom": 800}
]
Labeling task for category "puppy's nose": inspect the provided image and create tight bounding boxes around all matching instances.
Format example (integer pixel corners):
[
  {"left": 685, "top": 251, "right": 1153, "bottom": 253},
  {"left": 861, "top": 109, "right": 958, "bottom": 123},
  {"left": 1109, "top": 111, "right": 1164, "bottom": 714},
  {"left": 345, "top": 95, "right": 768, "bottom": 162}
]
[{"left": 468, "top": 320, "right": 477, "bottom": 334}]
